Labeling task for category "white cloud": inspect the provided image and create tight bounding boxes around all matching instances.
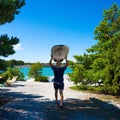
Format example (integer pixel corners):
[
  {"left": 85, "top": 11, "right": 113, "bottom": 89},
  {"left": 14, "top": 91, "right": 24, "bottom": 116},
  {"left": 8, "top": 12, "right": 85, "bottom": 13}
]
[{"left": 13, "top": 43, "right": 23, "bottom": 51}]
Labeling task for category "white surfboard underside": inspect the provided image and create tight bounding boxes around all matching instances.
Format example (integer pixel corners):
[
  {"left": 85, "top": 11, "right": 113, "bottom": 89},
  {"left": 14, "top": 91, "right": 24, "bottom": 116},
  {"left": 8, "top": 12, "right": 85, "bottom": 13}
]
[{"left": 51, "top": 45, "right": 69, "bottom": 60}]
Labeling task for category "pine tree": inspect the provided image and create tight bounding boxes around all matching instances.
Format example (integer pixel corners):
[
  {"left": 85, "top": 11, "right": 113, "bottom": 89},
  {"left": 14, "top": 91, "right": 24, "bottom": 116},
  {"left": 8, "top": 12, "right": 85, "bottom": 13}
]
[
  {"left": 0, "top": 34, "right": 19, "bottom": 57},
  {"left": 0, "top": 0, "right": 25, "bottom": 25},
  {"left": 94, "top": 4, "right": 120, "bottom": 95},
  {"left": 0, "top": 0, "right": 25, "bottom": 70},
  {"left": 69, "top": 4, "right": 120, "bottom": 95}
]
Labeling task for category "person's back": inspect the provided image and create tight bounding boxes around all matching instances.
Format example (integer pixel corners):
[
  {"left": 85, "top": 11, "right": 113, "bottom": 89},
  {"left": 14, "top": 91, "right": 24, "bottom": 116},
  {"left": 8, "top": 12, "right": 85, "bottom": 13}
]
[
  {"left": 51, "top": 66, "right": 67, "bottom": 82},
  {"left": 49, "top": 56, "right": 68, "bottom": 108}
]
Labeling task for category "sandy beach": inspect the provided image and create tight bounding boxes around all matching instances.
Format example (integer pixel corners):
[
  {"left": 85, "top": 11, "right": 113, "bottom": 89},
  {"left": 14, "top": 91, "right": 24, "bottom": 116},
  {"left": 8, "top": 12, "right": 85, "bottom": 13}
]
[{"left": 0, "top": 77, "right": 120, "bottom": 120}]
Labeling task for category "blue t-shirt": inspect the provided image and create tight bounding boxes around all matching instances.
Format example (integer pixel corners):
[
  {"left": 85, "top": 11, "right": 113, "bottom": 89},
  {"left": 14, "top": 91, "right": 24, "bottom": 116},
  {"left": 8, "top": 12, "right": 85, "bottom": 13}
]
[{"left": 51, "top": 66, "right": 67, "bottom": 82}]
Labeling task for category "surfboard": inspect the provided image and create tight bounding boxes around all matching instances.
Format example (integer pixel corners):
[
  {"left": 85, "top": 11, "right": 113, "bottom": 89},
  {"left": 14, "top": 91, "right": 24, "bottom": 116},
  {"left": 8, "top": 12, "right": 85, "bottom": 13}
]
[{"left": 51, "top": 45, "right": 69, "bottom": 62}]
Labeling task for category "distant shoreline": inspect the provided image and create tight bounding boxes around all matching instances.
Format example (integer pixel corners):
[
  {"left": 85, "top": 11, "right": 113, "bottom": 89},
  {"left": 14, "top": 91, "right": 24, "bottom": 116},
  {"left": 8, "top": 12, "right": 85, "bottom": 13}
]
[{"left": 20, "top": 66, "right": 72, "bottom": 78}]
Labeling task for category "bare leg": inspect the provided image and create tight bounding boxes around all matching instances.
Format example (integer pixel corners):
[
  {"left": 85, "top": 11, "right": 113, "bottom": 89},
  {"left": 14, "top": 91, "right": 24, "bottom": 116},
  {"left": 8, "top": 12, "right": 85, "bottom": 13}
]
[
  {"left": 59, "top": 90, "right": 63, "bottom": 108},
  {"left": 55, "top": 89, "right": 58, "bottom": 102}
]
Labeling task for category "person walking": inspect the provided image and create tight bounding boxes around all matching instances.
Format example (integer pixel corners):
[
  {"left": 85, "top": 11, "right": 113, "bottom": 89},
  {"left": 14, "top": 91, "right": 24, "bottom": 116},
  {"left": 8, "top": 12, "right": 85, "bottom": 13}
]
[{"left": 49, "top": 56, "right": 68, "bottom": 108}]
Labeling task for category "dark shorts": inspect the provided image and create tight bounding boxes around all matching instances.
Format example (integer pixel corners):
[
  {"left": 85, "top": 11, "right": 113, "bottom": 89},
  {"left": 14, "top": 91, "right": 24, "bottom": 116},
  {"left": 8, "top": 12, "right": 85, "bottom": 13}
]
[{"left": 53, "top": 81, "right": 64, "bottom": 90}]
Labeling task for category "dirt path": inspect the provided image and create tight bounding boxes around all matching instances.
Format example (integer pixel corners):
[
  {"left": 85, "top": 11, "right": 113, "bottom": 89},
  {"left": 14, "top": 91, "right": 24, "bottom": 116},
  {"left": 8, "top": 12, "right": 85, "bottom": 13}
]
[{"left": 0, "top": 79, "right": 120, "bottom": 120}]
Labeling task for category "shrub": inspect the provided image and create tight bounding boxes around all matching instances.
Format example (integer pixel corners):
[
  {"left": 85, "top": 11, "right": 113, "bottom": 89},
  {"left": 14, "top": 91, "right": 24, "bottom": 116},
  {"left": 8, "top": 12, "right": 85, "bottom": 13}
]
[
  {"left": 35, "top": 76, "right": 48, "bottom": 82},
  {"left": 28, "top": 62, "right": 43, "bottom": 78},
  {"left": 0, "top": 67, "right": 24, "bottom": 83}
]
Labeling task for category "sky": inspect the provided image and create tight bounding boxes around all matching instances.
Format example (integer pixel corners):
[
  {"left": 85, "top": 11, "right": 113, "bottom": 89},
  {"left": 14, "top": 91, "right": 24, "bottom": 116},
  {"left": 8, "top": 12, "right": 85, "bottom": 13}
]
[{"left": 0, "top": 0, "right": 120, "bottom": 63}]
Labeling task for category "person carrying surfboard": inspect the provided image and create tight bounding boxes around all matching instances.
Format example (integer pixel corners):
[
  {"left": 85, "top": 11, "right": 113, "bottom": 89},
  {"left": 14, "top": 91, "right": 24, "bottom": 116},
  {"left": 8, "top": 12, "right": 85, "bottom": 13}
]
[{"left": 49, "top": 56, "right": 69, "bottom": 108}]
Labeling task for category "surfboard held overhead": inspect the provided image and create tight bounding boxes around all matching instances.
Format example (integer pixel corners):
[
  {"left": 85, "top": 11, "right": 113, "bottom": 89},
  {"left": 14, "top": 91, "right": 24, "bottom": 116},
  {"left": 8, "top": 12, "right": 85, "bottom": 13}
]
[{"left": 51, "top": 45, "right": 69, "bottom": 62}]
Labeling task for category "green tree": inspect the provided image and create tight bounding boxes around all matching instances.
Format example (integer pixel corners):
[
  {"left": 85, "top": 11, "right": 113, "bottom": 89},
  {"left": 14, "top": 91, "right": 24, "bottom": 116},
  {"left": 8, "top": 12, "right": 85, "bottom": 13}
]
[
  {"left": 0, "top": 34, "right": 19, "bottom": 57},
  {"left": 93, "top": 4, "right": 120, "bottom": 95},
  {"left": 0, "top": 59, "right": 7, "bottom": 71},
  {"left": 69, "top": 3, "right": 120, "bottom": 95},
  {"left": 69, "top": 64, "right": 85, "bottom": 85},
  {"left": 6, "top": 59, "right": 24, "bottom": 67},
  {"left": 29, "top": 62, "right": 43, "bottom": 78},
  {"left": 0, "top": 0, "right": 25, "bottom": 25},
  {"left": 0, "top": 0, "right": 25, "bottom": 70},
  {"left": 29, "top": 62, "right": 48, "bottom": 82},
  {"left": 0, "top": 0, "right": 25, "bottom": 57}
]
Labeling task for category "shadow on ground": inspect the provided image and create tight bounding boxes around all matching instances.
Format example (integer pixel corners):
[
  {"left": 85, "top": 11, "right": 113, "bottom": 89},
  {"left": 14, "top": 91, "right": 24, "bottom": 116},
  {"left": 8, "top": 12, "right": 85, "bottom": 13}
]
[{"left": 0, "top": 89, "right": 120, "bottom": 120}]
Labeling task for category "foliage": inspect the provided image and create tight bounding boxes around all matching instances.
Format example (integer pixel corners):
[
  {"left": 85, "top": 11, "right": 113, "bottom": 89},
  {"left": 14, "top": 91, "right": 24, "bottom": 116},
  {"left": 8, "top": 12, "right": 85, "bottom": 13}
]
[
  {"left": 6, "top": 59, "right": 24, "bottom": 67},
  {"left": 70, "top": 85, "right": 103, "bottom": 94},
  {"left": 0, "top": 0, "right": 25, "bottom": 72},
  {"left": 0, "top": 59, "right": 7, "bottom": 71},
  {"left": 93, "top": 4, "right": 120, "bottom": 95},
  {"left": 0, "top": 59, "right": 25, "bottom": 71},
  {"left": 69, "top": 3, "right": 120, "bottom": 96},
  {"left": 69, "top": 64, "right": 85, "bottom": 85},
  {"left": 0, "top": 0, "right": 25, "bottom": 25},
  {"left": 28, "top": 62, "right": 49, "bottom": 82},
  {"left": 28, "top": 62, "right": 43, "bottom": 78},
  {"left": 0, "top": 67, "right": 24, "bottom": 83},
  {"left": 35, "top": 76, "right": 48, "bottom": 82},
  {"left": 0, "top": 34, "right": 19, "bottom": 57}
]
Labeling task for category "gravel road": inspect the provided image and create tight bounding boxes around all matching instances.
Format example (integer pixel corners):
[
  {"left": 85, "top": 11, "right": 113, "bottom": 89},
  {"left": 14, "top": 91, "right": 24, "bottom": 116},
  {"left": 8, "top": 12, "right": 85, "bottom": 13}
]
[{"left": 0, "top": 78, "right": 120, "bottom": 120}]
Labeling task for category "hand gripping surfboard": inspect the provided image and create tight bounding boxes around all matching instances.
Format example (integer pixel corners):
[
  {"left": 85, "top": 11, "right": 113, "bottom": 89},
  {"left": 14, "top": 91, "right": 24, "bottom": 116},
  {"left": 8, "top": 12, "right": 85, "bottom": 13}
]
[{"left": 51, "top": 45, "right": 69, "bottom": 62}]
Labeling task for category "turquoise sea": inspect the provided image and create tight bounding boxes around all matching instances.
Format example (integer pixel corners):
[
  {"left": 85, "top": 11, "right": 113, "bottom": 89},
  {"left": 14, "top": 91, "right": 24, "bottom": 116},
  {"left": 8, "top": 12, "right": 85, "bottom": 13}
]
[{"left": 20, "top": 67, "right": 72, "bottom": 79}]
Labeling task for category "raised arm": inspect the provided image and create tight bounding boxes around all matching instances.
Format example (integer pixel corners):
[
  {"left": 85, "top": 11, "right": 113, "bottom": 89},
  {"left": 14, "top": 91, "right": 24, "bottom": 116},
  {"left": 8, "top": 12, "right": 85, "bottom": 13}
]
[
  {"left": 49, "top": 56, "right": 53, "bottom": 67},
  {"left": 65, "top": 57, "right": 69, "bottom": 67}
]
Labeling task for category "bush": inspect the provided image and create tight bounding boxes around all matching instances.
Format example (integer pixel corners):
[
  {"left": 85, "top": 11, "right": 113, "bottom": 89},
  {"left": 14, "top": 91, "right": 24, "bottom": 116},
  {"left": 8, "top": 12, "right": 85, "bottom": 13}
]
[
  {"left": 70, "top": 84, "right": 103, "bottom": 94},
  {"left": 0, "top": 59, "right": 7, "bottom": 71},
  {"left": 35, "top": 76, "right": 48, "bottom": 82},
  {"left": 70, "top": 85, "right": 88, "bottom": 91},
  {"left": 28, "top": 62, "right": 43, "bottom": 78},
  {"left": 0, "top": 67, "right": 24, "bottom": 83}
]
